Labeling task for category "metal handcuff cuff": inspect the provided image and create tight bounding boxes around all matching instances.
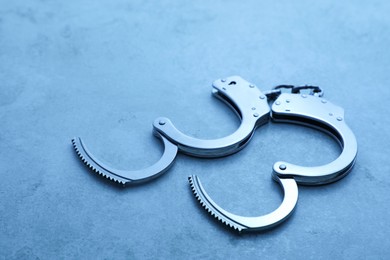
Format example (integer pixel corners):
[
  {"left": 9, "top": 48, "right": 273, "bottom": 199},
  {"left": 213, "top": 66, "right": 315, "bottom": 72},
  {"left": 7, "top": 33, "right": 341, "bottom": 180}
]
[
  {"left": 72, "top": 76, "right": 270, "bottom": 184},
  {"left": 72, "top": 76, "right": 357, "bottom": 232},
  {"left": 189, "top": 80, "right": 358, "bottom": 233}
]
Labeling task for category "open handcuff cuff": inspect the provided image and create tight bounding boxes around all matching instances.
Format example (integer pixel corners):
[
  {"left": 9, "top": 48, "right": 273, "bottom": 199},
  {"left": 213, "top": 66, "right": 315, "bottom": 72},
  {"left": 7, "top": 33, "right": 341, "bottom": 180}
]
[{"left": 72, "top": 76, "right": 357, "bottom": 233}]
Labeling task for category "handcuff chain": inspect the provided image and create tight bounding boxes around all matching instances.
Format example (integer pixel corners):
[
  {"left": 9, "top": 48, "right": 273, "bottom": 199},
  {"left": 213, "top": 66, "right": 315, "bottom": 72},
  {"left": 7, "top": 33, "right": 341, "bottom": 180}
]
[{"left": 264, "top": 85, "right": 324, "bottom": 100}]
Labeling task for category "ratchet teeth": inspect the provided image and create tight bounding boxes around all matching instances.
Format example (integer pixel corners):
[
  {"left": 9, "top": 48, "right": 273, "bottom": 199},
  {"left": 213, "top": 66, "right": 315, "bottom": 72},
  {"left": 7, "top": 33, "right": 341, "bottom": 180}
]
[
  {"left": 188, "top": 175, "right": 246, "bottom": 233},
  {"left": 72, "top": 137, "right": 130, "bottom": 186}
]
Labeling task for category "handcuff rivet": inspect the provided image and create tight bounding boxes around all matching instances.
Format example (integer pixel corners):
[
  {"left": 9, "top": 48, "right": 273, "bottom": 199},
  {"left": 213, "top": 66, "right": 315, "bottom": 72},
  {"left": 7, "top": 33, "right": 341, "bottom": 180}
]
[
  {"left": 259, "top": 95, "right": 265, "bottom": 99},
  {"left": 337, "top": 117, "right": 343, "bottom": 121},
  {"left": 279, "top": 164, "right": 287, "bottom": 170},
  {"left": 159, "top": 120, "right": 166, "bottom": 125},
  {"left": 221, "top": 79, "right": 226, "bottom": 82},
  {"left": 253, "top": 113, "right": 259, "bottom": 117},
  {"left": 286, "top": 99, "right": 291, "bottom": 103},
  {"left": 301, "top": 94, "right": 307, "bottom": 98},
  {"left": 275, "top": 101, "right": 281, "bottom": 105},
  {"left": 249, "top": 84, "right": 255, "bottom": 88}
]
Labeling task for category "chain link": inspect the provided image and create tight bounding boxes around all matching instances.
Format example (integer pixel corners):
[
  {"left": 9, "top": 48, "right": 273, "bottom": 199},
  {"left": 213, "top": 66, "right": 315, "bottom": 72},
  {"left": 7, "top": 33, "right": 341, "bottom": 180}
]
[{"left": 265, "top": 85, "right": 323, "bottom": 100}]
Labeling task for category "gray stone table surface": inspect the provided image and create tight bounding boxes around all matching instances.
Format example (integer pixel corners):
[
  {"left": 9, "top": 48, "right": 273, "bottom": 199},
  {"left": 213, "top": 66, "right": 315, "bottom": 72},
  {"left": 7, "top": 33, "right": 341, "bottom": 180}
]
[{"left": 1, "top": 0, "right": 389, "bottom": 259}]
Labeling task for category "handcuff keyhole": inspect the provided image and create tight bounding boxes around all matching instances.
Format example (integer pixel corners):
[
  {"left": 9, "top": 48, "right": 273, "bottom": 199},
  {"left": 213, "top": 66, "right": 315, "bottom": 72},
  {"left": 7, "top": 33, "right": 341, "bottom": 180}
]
[{"left": 228, "top": 81, "right": 236, "bottom": 85}]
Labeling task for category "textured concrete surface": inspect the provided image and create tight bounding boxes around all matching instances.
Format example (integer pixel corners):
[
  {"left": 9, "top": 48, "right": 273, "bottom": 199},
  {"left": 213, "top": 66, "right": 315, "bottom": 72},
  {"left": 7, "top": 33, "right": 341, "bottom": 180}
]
[{"left": 1, "top": 0, "right": 390, "bottom": 259}]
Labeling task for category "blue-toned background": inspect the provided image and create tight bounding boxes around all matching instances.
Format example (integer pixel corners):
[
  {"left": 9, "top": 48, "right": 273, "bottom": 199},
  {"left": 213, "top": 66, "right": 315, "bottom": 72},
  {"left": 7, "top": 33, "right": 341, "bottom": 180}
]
[{"left": 1, "top": 0, "right": 389, "bottom": 259}]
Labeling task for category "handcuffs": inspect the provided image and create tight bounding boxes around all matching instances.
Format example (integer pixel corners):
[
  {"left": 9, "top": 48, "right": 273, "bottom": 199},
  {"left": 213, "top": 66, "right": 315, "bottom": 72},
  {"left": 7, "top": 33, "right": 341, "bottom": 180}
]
[
  {"left": 72, "top": 76, "right": 357, "bottom": 232},
  {"left": 72, "top": 76, "right": 270, "bottom": 184}
]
